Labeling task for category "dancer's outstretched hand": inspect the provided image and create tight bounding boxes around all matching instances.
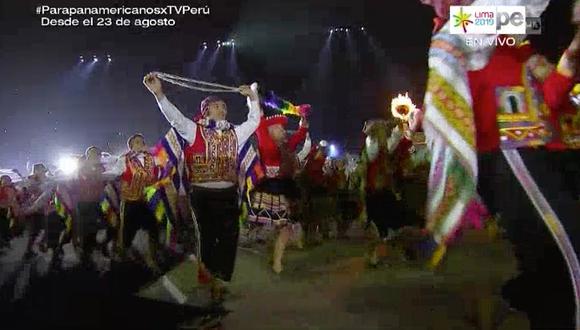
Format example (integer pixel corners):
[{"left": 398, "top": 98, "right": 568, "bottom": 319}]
[
  {"left": 239, "top": 83, "right": 258, "bottom": 101},
  {"left": 143, "top": 73, "right": 164, "bottom": 98}
]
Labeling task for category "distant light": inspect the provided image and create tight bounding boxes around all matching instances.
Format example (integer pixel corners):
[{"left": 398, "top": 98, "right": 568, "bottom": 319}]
[
  {"left": 329, "top": 144, "right": 339, "bottom": 158},
  {"left": 58, "top": 156, "right": 79, "bottom": 176},
  {"left": 330, "top": 29, "right": 333, "bottom": 33},
  {"left": 108, "top": 58, "right": 112, "bottom": 62},
  {"left": 361, "top": 27, "right": 365, "bottom": 31},
  {"left": 346, "top": 28, "right": 349, "bottom": 32}
]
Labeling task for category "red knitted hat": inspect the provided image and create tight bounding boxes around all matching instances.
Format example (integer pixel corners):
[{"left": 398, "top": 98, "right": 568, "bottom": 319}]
[{"left": 196, "top": 95, "right": 225, "bottom": 121}]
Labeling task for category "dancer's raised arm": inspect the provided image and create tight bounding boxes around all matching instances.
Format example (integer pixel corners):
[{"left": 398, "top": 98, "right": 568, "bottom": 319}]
[{"left": 144, "top": 73, "right": 197, "bottom": 144}]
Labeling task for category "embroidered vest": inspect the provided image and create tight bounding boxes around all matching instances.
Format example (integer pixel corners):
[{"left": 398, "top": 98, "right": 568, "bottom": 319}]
[
  {"left": 120, "top": 153, "right": 156, "bottom": 202},
  {"left": 184, "top": 126, "right": 238, "bottom": 185},
  {"left": 495, "top": 63, "right": 554, "bottom": 149}
]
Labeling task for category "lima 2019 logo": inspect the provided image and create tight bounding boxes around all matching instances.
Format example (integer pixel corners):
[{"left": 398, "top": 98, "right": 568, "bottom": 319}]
[
  {"left": 449, "top": 6, "right": 527, "bottom": 35},
  {"left": 453, "top": 7, "right": 473, "bottom": 33}
]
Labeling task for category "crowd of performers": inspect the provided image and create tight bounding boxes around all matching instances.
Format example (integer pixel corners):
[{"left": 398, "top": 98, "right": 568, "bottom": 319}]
[
  {"left": 1, "top": 0, "right": 580, "bottom": 328},
  {"left": 0, "top": 76, "right": 432, "bottom": 303}
]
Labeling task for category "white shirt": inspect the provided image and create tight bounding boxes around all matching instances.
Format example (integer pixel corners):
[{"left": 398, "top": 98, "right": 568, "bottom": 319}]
[
  {"left": 156, "top": 95, "right": 261, "bottom": 189},
  {"left": 102, "top": 152, "right": 149, "bottom": 179},
  {"left": 297, "top": 133, "right": 312, "bottom": 164}
]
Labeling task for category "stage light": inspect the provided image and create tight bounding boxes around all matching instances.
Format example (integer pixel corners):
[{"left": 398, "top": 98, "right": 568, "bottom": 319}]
[
  {"left": 329, "top": 144, "right": 339, "bottom": 158},
  {"left": 58, "top": 156, "right": 79, "bottom": 176}
]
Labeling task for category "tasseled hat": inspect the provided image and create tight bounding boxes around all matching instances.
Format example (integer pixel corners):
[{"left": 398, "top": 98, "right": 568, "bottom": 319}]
[
  {"left": 259, "top": 99, "right": 290, "bottom": 129},
  {"left": 256, "top": 114, "right": 288, "bottom": 144}
]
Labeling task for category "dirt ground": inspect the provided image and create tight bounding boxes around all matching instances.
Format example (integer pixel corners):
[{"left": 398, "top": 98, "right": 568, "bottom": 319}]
[{"left": 143, "top": 223, "right": 529, "bottom": 330}]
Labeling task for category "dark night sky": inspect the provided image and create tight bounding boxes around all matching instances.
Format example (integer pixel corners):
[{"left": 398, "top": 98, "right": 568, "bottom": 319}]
[{"left": 0, "top": 0, "right": 575, "bottom": 172}]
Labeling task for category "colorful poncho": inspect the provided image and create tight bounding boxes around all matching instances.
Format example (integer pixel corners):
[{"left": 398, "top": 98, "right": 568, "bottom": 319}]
[
  {"left": 422, "top": 0, "right": 550, "bottom": 246},
  {"left": 423, "top": 1, "right": 580, "bottom": 326}
]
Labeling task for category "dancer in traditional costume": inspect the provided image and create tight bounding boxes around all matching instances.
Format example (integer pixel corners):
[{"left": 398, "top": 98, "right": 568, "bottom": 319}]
[
  {"left": 105, "top": 134, "right": 161, "bottom": 271},
  {"left": 421, "top": 0, "right": 580, "bottom": 327},
  {"left": 301, "top": 140, "right": 331, "bottom": 244},
  {"left": 389, "top": 93, "right": 430, "bottom": 226},
  {"left": 248, "top": 110, "right": 308, "bottom": 273},
  {"left": 20, "top": 163, "right": 59, "bottom": 258},
  {"left": 331, "top": 158, "right": 357, "bottom": 239},
  {"left": 143, "top": 72, "right": 260, "bottom": 298},
  {"left": 74, "top": 146, "right": 107, "bottom": 266},
  {"left": 357, "top": 119, "right": 404, "bottom": 266},
  {"left": 0, "top": 175, "right": 19, "bottom": 248}
]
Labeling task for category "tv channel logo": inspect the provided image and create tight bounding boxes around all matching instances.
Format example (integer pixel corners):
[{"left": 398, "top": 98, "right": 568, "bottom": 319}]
[{"left": 450, "top": 6, "right": 528, "bottom": 35}]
